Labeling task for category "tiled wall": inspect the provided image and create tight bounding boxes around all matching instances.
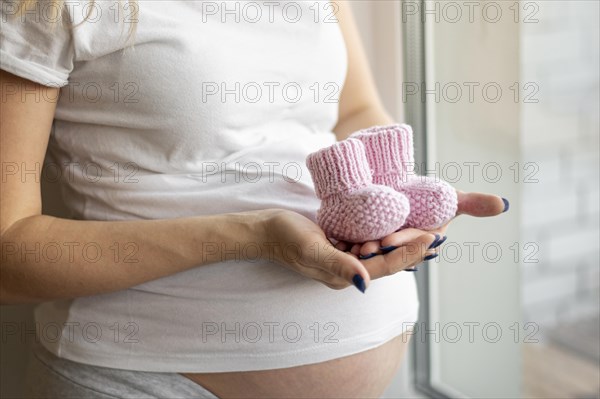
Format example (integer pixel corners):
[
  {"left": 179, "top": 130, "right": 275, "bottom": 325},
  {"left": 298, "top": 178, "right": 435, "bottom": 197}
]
[{"left": 520, "top": 1, "right": 599, "bottom": 328}]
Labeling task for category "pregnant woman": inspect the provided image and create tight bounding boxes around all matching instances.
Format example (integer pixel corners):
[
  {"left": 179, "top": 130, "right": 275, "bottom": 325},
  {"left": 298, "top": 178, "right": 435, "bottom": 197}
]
[{"left": 1, "top": 1, "right": 507, "bottom": 397}]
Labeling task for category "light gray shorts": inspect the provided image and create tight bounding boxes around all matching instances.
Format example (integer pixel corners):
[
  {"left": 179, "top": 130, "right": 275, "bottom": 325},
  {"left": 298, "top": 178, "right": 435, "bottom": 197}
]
[{"left": 24, "top": 341, "right": 219, "bottom": 399}]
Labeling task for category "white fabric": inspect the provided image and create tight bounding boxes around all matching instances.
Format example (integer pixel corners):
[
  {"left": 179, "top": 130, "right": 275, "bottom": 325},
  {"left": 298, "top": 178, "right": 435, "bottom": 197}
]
[{"left": 1, "top": 0, "right": 419, "bottom": 372}]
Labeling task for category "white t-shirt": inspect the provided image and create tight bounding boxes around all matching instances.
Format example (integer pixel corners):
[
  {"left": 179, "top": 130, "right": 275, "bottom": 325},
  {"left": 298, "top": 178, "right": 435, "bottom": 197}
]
[{"left": 1, "top": 0, "right": 419, "bottom": 372}]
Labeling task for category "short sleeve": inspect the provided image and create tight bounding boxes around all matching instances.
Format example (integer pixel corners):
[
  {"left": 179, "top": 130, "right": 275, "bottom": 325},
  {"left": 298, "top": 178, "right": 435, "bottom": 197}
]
[{"left": 0, "top": 0, "right": 74, "bottom": 87}]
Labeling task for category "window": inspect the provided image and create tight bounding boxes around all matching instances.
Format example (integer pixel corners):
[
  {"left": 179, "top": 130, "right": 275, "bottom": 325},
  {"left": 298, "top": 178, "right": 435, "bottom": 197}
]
[{"left": 399, "top": 1, "right": 600, "bottom": 397}]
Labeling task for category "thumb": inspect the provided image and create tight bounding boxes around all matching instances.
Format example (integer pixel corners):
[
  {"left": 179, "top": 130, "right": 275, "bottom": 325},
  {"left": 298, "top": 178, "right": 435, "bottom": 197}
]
[{"left": 456, "top": 191, "right": 509, "bottom": 217}]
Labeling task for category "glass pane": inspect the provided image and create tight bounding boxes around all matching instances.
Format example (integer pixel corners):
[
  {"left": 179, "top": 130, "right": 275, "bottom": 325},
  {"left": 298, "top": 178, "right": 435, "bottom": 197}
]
[
  {"left": 520, "top": 1, "right": 599, "bottom": 397},
  {"left": 422, "top": 0, "right": 599, "bottom": 397}
]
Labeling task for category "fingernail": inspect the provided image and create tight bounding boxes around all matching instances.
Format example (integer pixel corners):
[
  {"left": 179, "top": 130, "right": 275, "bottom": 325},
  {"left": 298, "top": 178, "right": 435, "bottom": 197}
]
[
  {"left": 424, "top": 253, "right": 439, "bottom": 261},
  {"left": 502, "top": 198, "right": 510, "bottom": 213},
  {"left": 430, "top": 235, "right": 447, "bottom": 249},
  {"left": 359, "top": 253, "right": 377, "bottom": 260},
  {"left": 405, "top": 267, "right": 418, "bottom": 272},
  {"left": 380, "top": 245, "right": 398, "bottom": 254},
  {"left": 428, "top": 234, "right": 441, "bottom": 250},
  {"left": 352, "top": 274, "right": 366, "bottom": 293}
]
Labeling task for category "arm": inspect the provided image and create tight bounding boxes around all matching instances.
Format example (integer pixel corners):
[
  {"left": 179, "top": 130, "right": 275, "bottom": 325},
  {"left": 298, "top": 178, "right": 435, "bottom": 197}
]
[
  {"left": 0, "top": 70, "right": 373, "bottom": 304},
  {"left": 0, "top": 70, "right": 269, "bottom": 303}
]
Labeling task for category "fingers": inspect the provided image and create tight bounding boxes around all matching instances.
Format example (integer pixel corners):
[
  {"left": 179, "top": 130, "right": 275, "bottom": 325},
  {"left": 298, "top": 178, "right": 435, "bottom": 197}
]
[
  {"left": 306, "top": 240, "right": 371, "bottom": 293},
  {"left": 357, "top": 240, "right": 381, "bottom": 257},
  {"left": 333, "top": 240, "right": 380, "bottom": 258},
  {"left": 348, "top": 228, "right": 449, "bottom": 261},
  {"left": 352, "top": 230, "right": 431, "bottom": 260},
  {"left": 456, "top": 191, "right": 509, "bottom": 217},
  {"left": 348, "top": 241, "right": 381, "bottom": 258},
  {"left": 379, "top": 228, "right": 432, "bottom": 249},
  {"left": 333, "top": 240, "right": 350, "bottom": 252},
  {"left": 361, "top": 233, "right": 438, "bottom": 280}
]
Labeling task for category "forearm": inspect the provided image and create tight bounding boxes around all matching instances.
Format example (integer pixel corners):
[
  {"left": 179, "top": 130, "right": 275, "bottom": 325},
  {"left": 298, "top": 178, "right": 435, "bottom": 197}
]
[
  {"left": 0, "top": 211, "right": 267, "bottom": 304},
  {"left": 333, "top": 105, "right": 395, "bottom": 140}
]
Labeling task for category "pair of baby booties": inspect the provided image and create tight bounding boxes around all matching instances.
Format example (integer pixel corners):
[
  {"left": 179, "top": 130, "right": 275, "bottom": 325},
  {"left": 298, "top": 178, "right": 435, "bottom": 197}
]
[{"left": 306, "top": 124, "right": 458, "bottom": 243}]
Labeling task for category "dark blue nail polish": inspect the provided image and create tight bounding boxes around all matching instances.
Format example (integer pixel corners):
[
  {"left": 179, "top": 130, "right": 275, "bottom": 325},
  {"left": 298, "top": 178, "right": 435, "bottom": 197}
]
[
  {"left": 430, "top": 235, "right": 447, "bottom": 249},
  {"left": 380, "top": 245, "right": 398, "bottom": 254},
  {"left": 502, "top": 198, "right": 510, "bottom": 213},
  {"left": 428, "top": 234, "right": 441, "bottom": 250},
  {"left": 424, "top": 253, "right": 439, "bottom": 261},
  {"left": 405, "top": 267, "right": 418, "bottom": 272},
  {"left": 352, "top": 274, "right": 366, "bottom": 293},
  {"left": 359, "top": 253, "right": 377, "bottom": 260}
]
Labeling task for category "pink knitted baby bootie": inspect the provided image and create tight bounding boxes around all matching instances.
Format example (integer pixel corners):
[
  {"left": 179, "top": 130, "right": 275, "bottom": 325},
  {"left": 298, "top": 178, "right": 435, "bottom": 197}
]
[
  {"left": 306, "top": 139, "right": 410, "bottom": 243},
  {"left": 351, "top": 124, "right": 458, "bottom": 230}
]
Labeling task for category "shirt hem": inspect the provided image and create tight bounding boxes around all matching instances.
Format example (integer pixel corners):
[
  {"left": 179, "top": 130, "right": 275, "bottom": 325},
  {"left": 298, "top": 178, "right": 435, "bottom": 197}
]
[{"left": 39, "top": 310, "right": 419, "bottom": 373}]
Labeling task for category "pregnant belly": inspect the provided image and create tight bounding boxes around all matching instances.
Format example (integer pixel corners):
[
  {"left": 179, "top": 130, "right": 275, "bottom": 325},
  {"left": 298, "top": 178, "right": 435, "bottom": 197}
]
[{"left": 181, "top": 331, "right": 412, "bottom": 398}]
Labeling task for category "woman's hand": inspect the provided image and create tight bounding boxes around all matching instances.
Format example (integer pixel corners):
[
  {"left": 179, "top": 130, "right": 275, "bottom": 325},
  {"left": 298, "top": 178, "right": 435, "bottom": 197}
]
[
  {"left": 259, "top": 209, "right": 438, "bottom": 293},
  {"left": 335, "top": 191, "right": 509, "bottom": 267}
]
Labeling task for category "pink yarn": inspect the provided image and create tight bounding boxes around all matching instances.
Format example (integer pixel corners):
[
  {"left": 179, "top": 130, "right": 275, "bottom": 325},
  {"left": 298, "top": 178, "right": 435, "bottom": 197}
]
[
  {"left": 306, "top": 139, "right": 410, "bottom": 243},
  {"left": 351, "top": 124, "right": 458, "bottom": 230}
]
